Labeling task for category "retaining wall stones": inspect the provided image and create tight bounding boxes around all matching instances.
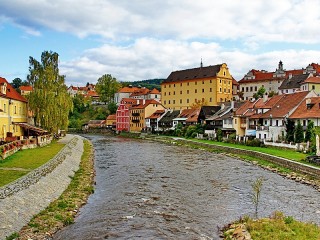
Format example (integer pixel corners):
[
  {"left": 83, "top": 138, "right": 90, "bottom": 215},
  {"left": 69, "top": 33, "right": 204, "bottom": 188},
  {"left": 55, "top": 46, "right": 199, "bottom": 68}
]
[
  {"left": 0, "top": 134, "right": 84, "bottom": 240},
  {"left": 175, "top": 139, "right": 320, "bottom": 180}
]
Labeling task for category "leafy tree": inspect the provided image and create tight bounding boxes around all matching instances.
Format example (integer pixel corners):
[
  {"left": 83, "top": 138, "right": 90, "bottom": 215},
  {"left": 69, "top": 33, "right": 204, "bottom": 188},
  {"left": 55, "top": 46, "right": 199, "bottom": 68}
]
[
  {"left": 10, "top": 78, "right": 29, "bottom": 92},
  {"left": 294, "top": 120, "right": 304, "bottom": 143},
  {"left": 190, "top": 99, "right": 208, "bottom": 109},
  {"left": 107, "top": 102, "right": 118, "bottom": 114},
  {"left": 27, "top": 51, "right": 73, "bottom": 133},
  {"left": 95, "top": 74, "right": 120, "bottom": 104},
  {"left": 285, "top": 119, "right": 295, "bottom": 143},
  {"left": 216, "top": 129, "right": 223, "bottom": 142},
  {"left": 253, "top": 86, "right": 266, "bottom": 99},
  {"left": 305, "top": 121, "right": 314, "bottom": 143}
]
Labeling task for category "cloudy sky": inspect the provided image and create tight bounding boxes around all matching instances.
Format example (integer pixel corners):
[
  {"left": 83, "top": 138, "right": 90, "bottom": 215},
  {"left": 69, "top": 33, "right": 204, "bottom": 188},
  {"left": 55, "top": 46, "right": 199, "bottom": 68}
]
[{"left": 1, "top": 0, "right": 320, "bottom": 86}]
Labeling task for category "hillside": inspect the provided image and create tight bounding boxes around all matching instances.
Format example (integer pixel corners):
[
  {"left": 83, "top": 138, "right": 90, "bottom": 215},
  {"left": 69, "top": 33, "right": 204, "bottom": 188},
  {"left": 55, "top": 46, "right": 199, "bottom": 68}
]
[{"left": 121, "top": 78, "right": 164, "bottom": 91}]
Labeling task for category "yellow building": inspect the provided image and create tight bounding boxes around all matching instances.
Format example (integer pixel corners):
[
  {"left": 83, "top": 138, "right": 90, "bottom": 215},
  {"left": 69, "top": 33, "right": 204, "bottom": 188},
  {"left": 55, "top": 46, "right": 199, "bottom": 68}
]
[
  {"left": 161, "top": 63, "right": 233, "bottom": 110},
  {"left": 0, "top": 77, "right": 28, "bottom": 140},
  {"left": 130, "top": 99, "right": 165, "bottom": 132}
]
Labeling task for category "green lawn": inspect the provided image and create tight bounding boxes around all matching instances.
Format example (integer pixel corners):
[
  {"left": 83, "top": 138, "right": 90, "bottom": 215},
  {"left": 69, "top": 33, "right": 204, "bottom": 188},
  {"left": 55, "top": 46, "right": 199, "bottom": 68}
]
[
  {"left": 0, "top": 141, "right": 65, "bottom": 187},
  {"left": 184, "top": 138, "right": 308, "bottom": 161}
]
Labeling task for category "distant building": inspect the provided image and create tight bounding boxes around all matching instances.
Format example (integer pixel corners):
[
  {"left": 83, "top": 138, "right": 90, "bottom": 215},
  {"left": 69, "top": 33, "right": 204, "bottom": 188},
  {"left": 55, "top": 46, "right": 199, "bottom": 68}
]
[{"left": 19, "top": 85, "right": 33, "bottom": 96}]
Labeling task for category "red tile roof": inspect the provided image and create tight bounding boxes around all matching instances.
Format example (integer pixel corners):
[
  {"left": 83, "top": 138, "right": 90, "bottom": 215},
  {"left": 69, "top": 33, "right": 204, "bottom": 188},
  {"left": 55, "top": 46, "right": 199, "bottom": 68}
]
[
  {"left": 260, "top": 91, "right": 310, "bottom": 118},
  {"left": 303, "top": 76, "right": 320, "bottom": 84},
  {"left": 118, "top": 86, "right": 140, "bottom": 93},
  {"left": 290, "top": 97, "right": 320, "bottom": 119},
  {"left": 130, "top": 99, "right": 162, "bottom": 109},
  {"left": 0, "top": 77, "right": 27, "bottom": 102},
  {"left": 20, "top": 85, "right": 33, "bottom": 91},
  {"left": 239, "top": 69, "right": 304, "bottom": 83},
  {"left": 150, "top": 88, "right": 160, "bottom": 94},
  {"left": 106, "top": 114, "right": 116, "bottom": 120},
  {"left": 146, "top": 109, "right": 165, "bottom": 119}
]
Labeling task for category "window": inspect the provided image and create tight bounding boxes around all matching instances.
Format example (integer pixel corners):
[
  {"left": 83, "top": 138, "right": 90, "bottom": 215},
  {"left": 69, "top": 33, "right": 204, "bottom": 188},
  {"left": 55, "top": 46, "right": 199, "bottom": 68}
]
[
  {"left": 168, "top": 100, "right": 170, "bottom": 104},
  {"left": 187, "top": 82, "right": 189, "bottom": 86},
  {"left": 202, "top": 81, "right": 204, "bottom": 84},
  {"left": 180, "top": 99, "right": 182, "bottom": 104},
  {"left": 219, "top": 88, "right": 222, "bottom": 92},
  {"left": 195, "top": 89, "right": 197, "bottom": 93},
  {"left": 173, "top": 100, "right": 175, "bottom": 104},
  {"left": 210, "top": 97, "right": 212, "bottom": 102},
  {"left": 255, "top": 86, "right": 257, "bottom": 91},
  {"left": 210, "top": 88, "right": 212, "bottom": 92},
  {"left": 174, "top": 84, "right": 175, "bottom": 87},
  {"left": 210, "top": 80, "right": 212, "bottom": 83},
  {"left": 250, "top": 87, "right": 253, "bottom": 92},
  {"left": 169, "top": 92, "right": 170, "bottom": 95},
  {"left": 180, "top": 90, "right": 182, "bottom": 94},
  {"left": 195, "top": 82, "right": 197, "bottom": 85},
  {"left": 173, "top": 91, "right": 175, "bottom": 95},
  {"left": 235, "top": 119, "right": 237, "bottom": 124},
  {"left": 187, "top": 90, "right": 189, "bottom": 94},
  {"left": 187, "top": 99, "right": 189, "bottom": 103},
  {"left": 14, "top": 106, "right": 16, "bottom": 114},
  {"left": 224, "top": 88, "right": 226, "bottom": 92},
  {"left": 219, "top": 79, "right": 222, "bottom": 83},
  {"left": 246, "top": 87, "right": 248, "bottom": 92},
  {"left": 312, "top": 85, "right": 315, "bottom": 90},
  {"left": 164, "top": 92, "right": 166, "bottom": 96},
  {"left": 3, "top": 104, "right": 6, "bottom": 113},
  {"left": 180, "top": 83, "right": 182, "bottom": 86},
  {"left": 202, "top": 89, "right": 204, "bottom": 93}
]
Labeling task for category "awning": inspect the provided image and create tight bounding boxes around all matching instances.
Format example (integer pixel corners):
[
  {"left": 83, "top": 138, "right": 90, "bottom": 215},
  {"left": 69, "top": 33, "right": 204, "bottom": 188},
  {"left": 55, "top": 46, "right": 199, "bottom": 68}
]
[{"left": 13, "top": 122, "right": 49, "bottom": 135}]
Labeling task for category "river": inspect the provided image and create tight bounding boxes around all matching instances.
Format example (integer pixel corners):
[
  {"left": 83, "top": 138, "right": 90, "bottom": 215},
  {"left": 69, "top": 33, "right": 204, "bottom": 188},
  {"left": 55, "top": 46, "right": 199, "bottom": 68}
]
[{"left": 53, "top": 135, "right": 320, "bottom": 239}]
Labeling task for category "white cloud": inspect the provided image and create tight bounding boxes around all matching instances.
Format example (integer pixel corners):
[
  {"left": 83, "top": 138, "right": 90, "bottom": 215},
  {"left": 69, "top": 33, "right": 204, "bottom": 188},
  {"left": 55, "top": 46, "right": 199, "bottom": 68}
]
[
  {"left": 60, "top": 38, "right": 320, "bottom": 86},
  {"left": 1, "top": 0, "right": 320, "bottom": 44}
]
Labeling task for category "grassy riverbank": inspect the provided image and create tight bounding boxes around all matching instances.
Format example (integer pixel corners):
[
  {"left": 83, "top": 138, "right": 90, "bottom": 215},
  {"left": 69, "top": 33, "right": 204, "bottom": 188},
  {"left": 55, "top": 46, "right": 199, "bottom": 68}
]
[
  {"left": 223, "top": 212, "right": 320, "bottom": 240},
  {"left": 7, "top": 139, "right": 94, "bottom": 240},
  {"left": 0, "top": 141, "right": 65, "bottom": 187}
]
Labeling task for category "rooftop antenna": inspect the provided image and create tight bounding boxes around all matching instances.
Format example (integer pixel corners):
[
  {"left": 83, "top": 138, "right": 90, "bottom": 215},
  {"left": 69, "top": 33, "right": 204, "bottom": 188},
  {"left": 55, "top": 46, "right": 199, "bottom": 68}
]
[{"left": 200, "top": 58, "right": 203, "bottom": 68}]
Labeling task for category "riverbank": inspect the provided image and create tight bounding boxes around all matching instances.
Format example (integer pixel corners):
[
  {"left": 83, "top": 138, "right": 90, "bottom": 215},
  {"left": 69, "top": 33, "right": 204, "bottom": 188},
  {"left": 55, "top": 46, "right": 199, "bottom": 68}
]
[{"left": 0, "top": 134, "right": 94, "bottom": 240}]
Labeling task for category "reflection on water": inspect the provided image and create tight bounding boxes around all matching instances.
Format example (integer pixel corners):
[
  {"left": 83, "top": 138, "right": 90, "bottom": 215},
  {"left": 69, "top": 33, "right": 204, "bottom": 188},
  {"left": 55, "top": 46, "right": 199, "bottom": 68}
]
[{"left": 54, "top": 135, "right": 320, "bottom": 239}]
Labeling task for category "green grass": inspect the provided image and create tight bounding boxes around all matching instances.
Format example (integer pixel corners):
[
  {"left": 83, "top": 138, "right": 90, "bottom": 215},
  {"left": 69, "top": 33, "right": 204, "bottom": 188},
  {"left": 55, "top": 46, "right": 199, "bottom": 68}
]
[
  {"left": 245, "top": 212, "right": 320, "bottom": 240},
  {"left": 0, "top": 141, "right": 65, "bottom": 169},
  {"left": 184, "top": 138, "right": 308, "bottom": 161},
  {"left": 0, "top": 141, "right": 65, "bottom": 187},
  {"left": 0, "top": 169, "right": 30, "bottom": 186}
]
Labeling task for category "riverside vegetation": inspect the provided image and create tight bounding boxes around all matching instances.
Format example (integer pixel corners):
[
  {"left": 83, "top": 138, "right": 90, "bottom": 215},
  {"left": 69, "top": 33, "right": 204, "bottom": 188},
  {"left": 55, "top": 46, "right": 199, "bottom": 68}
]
[{"left": 5, "top": 140, "right": 94, "bottom": 240}]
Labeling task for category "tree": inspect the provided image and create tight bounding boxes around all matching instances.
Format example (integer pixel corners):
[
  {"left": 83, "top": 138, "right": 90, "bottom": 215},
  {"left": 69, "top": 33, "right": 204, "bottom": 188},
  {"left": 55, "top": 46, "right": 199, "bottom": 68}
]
[
  {"left": 95, "top": 74, "right": 120, "bottom": 104},
  {"left": 294, "top": 120, "right": 304, "bottom": 143},
  {"left": 27, "top": 51, "right": 73, "bottom": 133},
  {"left": 253, "top": 86, "right": 266, "bottom": 99},
  {"left": 305, "top": 120, "right": 314, "bottom": 143},
  {"left": 10, "top": 78, "right": 29, "bottom": 92},
  {"left": 285, "top": 119, "right": 295, "bottom": 143},
  {"left": 107, "top": 102, "right": 118, "bottom": 114},
  {"left": 190, "top": 99, "right": 208, "bottom": 109},
  {"left": 251, "top": 177, "right": 263, "bottom": 219}
]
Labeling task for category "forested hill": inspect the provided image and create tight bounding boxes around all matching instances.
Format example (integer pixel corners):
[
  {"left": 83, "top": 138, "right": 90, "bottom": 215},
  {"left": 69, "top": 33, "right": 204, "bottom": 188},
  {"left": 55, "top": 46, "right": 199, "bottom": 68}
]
[{"left": 121, "top": 78, "right": 164, "bottom": 91}]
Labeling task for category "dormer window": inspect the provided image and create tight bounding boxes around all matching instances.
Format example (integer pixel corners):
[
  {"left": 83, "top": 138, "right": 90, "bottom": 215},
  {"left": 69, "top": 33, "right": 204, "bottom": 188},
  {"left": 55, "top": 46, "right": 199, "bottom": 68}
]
[{"left": 1, "top": 83, "right": 7, "bottom": 95}]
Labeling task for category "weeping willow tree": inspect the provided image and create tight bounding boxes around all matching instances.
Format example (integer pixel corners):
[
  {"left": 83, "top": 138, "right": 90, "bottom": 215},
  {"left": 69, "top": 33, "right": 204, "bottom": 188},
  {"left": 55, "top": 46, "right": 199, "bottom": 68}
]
[{"left": 27, "top": 51, "right": 73, "bottom": 133}]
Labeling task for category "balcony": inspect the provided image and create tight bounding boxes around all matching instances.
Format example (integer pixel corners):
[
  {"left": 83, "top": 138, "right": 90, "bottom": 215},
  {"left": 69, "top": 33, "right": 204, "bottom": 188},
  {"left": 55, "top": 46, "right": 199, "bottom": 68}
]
[
  {"left": 256, "top": 125, "right": 269, "bottom": 131},
  {"left": 132, "top": 112, "right": 140, "bottom": 117},
  {"left": 132, "top": 119, "right": 140, "bottom": 123}
]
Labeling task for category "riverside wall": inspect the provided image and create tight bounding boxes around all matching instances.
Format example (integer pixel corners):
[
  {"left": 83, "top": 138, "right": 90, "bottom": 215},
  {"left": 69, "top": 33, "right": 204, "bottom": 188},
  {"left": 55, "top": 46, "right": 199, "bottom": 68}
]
[
  {"left": 0, "top": 134, "right": 84, "bottom": 240},
  {"left": 173, "top": 138, "right": 320, "bottom": 180}
]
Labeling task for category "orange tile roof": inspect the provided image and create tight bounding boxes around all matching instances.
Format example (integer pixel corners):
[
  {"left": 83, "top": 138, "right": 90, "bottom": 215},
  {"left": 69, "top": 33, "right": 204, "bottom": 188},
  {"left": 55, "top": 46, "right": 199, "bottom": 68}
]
[
  {"left": 260, "top": 91, "right": 310, "bottom": 118},
  {"left": 86, "top": 90, "right": 99, "bottom": 97},
  {"left": 107, "top": 114, "right": 116, "bottom": 120},
  {"left": 290, "top": 97, "right": 320, "bottom": 119},
  {"left": 130, "top": 99, "right": 162, "bottom": 109},
  {"left": 146, "top": 109, "right": 165, "bottom": 119},
  {"left": 303, "top": 76, "right": 320, "bottom": 84},
  {"left": 130, "top": 88, "right": 150, "bottom": 97},
  {"left": 0, "top": 77, "right": 27, "bottom": 102},
  {"left": 150, "top": 88, "right": 160, "bottom": 94},
  {"left": 20, "top": 85, "right": 33, "bottom": 91},
  {"left": 239, "top": 69, "right": 304, "bottom": 83},
  {"left": 118, "top": 86, "right": 140, "bottom": 93}
]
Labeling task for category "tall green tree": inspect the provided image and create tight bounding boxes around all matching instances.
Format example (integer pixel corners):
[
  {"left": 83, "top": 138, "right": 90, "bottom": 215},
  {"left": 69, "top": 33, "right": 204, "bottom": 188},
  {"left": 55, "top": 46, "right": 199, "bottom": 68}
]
[
  {"left": 294, "top": 120, "right": 304, "bottom": 143},
  {"left": 10, "top": 78, "right": 29, "bottom": 92},
  {"left": 27, "top": 51, "right": 73, "bottom": 133},
  {"left": 285, "top": 119, "right": 295, "bottom": 143},
  {"left": 305, "top": 121, "right": 314, "bottom": 143},
  {"left": 95, "top": 74, "right": 120, "bottom": 104}
]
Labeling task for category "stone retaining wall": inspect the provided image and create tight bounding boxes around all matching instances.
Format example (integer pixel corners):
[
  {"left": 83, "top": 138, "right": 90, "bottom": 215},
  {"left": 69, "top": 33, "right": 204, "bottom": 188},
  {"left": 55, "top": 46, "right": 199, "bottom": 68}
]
[
  {"left": 176, "top": 139, "right": 320, "bottom": 179},
  {"left": 0, "top": 135, "right": 84, "bottom": 239}
]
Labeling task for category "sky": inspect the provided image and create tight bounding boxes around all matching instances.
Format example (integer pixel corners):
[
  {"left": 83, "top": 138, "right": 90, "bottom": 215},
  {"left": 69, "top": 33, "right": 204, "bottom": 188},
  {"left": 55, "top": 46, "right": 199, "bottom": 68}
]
[{"left": 1, "top": 0, "right": 320, "bottom": 87}]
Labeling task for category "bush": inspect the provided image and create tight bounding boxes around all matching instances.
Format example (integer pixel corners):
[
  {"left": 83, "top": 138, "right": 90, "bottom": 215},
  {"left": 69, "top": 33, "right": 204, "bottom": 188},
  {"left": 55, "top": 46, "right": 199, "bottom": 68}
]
[
  {"left": 246, "top": 139, "right": 264, "bottom": 147},
  {"left": 191, "top": 132, "right": 197, "bottom": 138}
]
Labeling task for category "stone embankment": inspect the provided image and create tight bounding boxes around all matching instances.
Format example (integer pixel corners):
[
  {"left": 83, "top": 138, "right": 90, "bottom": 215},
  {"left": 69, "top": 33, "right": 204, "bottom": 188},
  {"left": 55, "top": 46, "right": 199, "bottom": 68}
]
[{"left": 0, "top": 134, "right": 84, "bottom": 240}]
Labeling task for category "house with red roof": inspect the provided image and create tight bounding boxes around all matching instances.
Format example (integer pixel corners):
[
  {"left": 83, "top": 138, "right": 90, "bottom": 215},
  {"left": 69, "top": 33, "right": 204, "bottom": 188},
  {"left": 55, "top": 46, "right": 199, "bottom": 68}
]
[
  {"left": 0, "top": 77, "right": 28, "bottom": 140},
  {"left": 19, "top": 85, "right": 33, "bottom": 96},
  {"left": 116, "top": 98, "right": 139, "bottom": 132},
  {"left": 234, "top": 91, "right": 317, "bottom": 141},
  {"left": 130, "top": 99, "right": 165, "bottom": 132},
  {"left": 145, "top": 109, "right": 165, "bottom": 132},
  {"left": 290, "top": 97, "right": 320, "bottom": 128},
  {"left": 238, "top": 61, "right": 320, "bottom": 100},
  {"left": 114, "top": 86, "right": 140, "bottom": 105},
  {"left": 106, "top": 114, "right": 116, "bottom": 129},
  {"left": 114, "top": 86, "right": 161, "bottom": 105},
  {"left": 172, "top": 108, "right": 200, "bottom": 128}
]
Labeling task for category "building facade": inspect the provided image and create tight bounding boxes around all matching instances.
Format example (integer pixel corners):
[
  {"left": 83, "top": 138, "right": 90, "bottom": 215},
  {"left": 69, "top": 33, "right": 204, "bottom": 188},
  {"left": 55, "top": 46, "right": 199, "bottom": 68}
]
[
  {"left": 161, "top": 63, "right": 233, "bottom": 110},
  {"left": 0, "top": 77, "right": 28, "bottom": 140}
]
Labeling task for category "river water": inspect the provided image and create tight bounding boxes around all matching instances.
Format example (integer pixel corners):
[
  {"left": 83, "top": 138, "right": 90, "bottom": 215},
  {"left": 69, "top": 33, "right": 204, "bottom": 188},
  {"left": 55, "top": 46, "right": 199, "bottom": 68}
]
[{"left": 53, "top": 135, "right": 320, "bottom": 239}]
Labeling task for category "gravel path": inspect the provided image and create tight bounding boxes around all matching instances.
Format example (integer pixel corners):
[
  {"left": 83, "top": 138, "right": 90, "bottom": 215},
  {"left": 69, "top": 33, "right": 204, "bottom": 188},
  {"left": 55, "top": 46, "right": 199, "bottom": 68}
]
[{"left": 0, "top": 134, "right": 84, "bottom": 240}]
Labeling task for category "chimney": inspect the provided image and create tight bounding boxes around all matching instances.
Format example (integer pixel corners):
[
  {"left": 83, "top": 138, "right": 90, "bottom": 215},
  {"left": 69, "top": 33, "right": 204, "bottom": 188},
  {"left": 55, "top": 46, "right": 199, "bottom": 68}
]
[{"left": 263, "top": 93, "right": 268, "bottom": 102}]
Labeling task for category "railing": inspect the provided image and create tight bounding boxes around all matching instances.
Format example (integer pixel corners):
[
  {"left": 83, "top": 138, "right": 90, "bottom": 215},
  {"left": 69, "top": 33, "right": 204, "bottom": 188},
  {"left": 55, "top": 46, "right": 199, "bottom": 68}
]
[
  {"left": 132, "top": 112, "right": 140, "bottom": 117},
  {"left": 256, "top": 125, "right": 269, "bottom": 131}
]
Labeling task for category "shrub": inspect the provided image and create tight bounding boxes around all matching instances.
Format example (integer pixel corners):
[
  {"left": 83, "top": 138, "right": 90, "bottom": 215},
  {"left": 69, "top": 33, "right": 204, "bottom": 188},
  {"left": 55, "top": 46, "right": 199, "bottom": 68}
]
[{"left": 246, "top": 139, "right": 264, "bottom": 147}]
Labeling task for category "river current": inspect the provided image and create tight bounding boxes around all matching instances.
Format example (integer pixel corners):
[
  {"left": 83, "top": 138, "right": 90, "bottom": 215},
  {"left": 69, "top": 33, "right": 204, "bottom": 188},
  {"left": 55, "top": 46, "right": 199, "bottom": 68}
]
[{"left": 53, "top": 135, "right": 320, "bottom": 239}]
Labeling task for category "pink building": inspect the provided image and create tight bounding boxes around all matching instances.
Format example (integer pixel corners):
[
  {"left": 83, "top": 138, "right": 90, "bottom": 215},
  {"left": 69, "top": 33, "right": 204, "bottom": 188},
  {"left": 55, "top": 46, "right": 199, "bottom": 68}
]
[{"left": 116, "top": 98, "right": 138, "bottom": 132}]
